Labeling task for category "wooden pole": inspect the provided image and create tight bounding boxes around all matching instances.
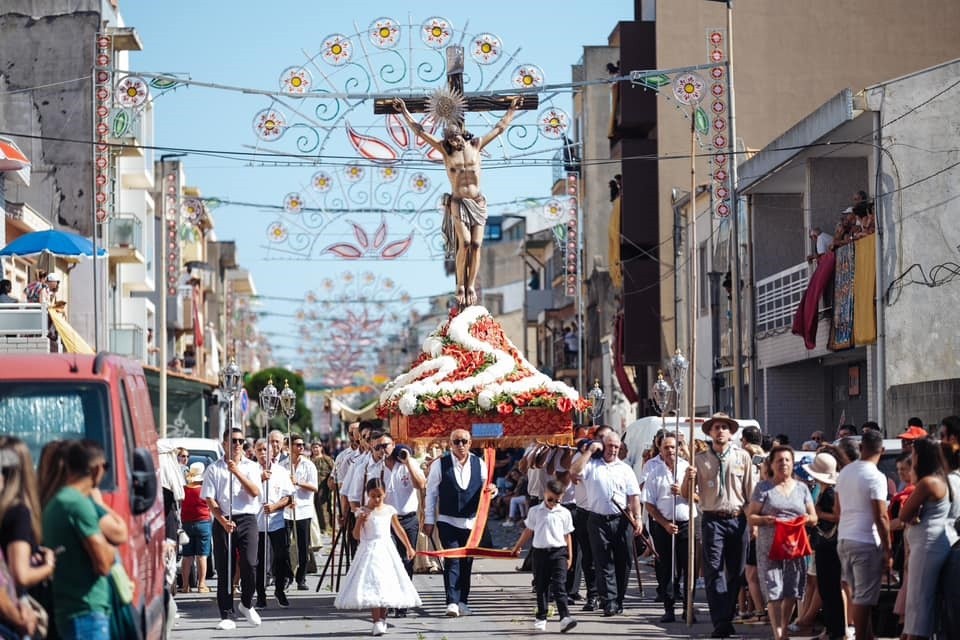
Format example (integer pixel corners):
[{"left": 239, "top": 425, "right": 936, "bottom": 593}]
[{"left": 686, "top": 114, "right": 699, "bottom": 626}]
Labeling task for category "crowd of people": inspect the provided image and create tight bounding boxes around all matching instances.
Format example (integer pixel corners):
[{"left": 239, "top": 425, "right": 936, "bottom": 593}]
[{"left": 0, "top": 437, "right": 133, "bottom": 640}]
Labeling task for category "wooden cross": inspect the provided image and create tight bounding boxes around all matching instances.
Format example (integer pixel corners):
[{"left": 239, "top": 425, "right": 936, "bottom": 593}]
[{"left": 373, "top": 46, "right": 539, "bottom": 118}]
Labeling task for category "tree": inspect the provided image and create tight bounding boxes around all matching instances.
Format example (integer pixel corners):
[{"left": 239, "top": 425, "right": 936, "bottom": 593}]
[{"left": 245, "top": 367, "right": 314, "bottom": 436}]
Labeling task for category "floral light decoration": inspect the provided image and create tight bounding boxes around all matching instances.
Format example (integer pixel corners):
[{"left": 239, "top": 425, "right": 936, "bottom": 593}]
[
  {"left": 471, "top": 33, "right": 502, "bottom": 65},
  {"left": 321, "top": 217, "right": 414, "bottom": 260},
  {"left": 512, "top": 64, "right": 545, "bottom": 89},
  {"left": 378, "top": 306, "right": 591, "bottom": 418},
  {"left": 379, "top": 166, "right": 399, "bottom": 183},
  {"left": 672, "top": 72, "right": 706, "bottom": 106},
  {"left": 115, "top": 75, "right": 149, "bottom": 108},
  {"left": 321, "top": 33, "right": 352, "bottom": 66},
  {"left": 409, "top": 172, "right": 430, "bottom": 193},
  {"left": 311, "top": 170, "right": 333, "bottom": 192},
  {"left": 538, "top": 108, "right": 569, "bottom": 139},
  {"left": 253, "top": 108, "right": 287, "bottom": 141},
  {"left": 283, "top": 192, "right": 303, "bottom": 214},
  {"left": 421, "top": 16, "right": 453, "bottom": 48},
  {"left": 268, "top": 222, "right": 287, "bottom": 242},
  {"left": 279, "top": 66, "right": 312, "bottom": 94},
  {"left": 369, "top": 17, "right": 400, "bottom": 48},
  {"left": 344, "top": 163, "right": 365, "bottom": 183},
  {"left": 542, "top": 199, "right": 564, "bottom": 222}
]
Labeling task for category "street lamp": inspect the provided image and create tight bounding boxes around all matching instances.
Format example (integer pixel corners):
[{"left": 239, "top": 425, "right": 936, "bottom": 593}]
[
  {"left": 218, "top": 356, "right": 242, "bottom": 600},
  {"left": 588, "top": 379, "right": 605, "bottom": 426}
]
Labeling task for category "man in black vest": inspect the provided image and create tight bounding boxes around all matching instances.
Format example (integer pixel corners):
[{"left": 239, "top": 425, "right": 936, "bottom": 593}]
[{"left": 423, "top": 429, "right": 498, "bottom": 617}]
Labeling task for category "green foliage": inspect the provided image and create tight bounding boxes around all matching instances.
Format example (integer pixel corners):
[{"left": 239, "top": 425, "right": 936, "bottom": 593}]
[{"left": 245, "top": 367, "right": 313, "bottom": 434}]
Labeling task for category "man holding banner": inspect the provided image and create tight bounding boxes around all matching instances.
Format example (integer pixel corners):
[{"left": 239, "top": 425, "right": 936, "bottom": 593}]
[{"left": 423, "top": 428, "right": 498, "bottom": 617}]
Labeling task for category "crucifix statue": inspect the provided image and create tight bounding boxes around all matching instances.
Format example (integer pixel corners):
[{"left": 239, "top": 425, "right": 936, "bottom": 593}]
[{"left": 375, "top": 46, "right": 538, "bottom": 307}]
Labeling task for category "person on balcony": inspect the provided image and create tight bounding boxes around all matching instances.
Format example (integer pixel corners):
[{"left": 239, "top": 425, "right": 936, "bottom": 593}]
[
  {"left": 807, "top": 228, "right": 834, "bottom": 264},
  {"left": 0, "top": 280, "right": 17, "bottom": 303}
]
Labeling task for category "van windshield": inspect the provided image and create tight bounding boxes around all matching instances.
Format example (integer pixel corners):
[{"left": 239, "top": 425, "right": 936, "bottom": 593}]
[{"left": 0, "top": 382, "right": 115, "bottom": 491}]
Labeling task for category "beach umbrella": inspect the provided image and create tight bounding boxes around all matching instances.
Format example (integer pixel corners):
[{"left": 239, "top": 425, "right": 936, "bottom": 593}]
[{"left": 0, "top": 229, "right": 106, "bottom": 258}]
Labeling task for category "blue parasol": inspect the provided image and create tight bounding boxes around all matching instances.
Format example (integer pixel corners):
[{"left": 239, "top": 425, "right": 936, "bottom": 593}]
[{"left": 0, "top": 229, "right": 106, "bottom": 258}]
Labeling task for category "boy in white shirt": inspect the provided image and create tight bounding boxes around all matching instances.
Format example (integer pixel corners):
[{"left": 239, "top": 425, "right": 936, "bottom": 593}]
[{"left": 511, "top": 480, "right": 578, "bottom": 633}]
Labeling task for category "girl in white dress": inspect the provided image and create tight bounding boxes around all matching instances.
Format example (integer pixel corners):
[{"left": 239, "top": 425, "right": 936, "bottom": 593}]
[{"left": 334, "top": 478, "right": 421, "bottom": 636}]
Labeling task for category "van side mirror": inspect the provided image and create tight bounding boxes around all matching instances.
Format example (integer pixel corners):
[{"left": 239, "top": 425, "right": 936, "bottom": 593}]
[{"left": 131, "top": 447, "right": 158, "bottom": 515}]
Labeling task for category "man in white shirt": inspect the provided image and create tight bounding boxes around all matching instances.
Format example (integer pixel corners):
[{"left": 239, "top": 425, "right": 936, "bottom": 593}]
[
  {"left": 808, "top": 227, "right": 834, "bottom": 262},
  {"left": 835, "top": 430, "right": 890, "bottom": 640},
  {"left": 424, "top": 428, "right": 498, "bottom": 617},
  {"left": 332, "top": 421, "right": 368, "bottom": 555},
  {"left": 201, "top": 428, "right": 263, "bottom": 630},
  {"left": 281, "top": 434, "right": 318, "bottom": 590},
  {"left": 642, "top": 432, "right": 695, "bottom": 623},
  {"left": 569, "top": 430, "right": 642, "bottom": 617},
  {"left": 253, "top": 438, "right": 294, "bottom": 609}
]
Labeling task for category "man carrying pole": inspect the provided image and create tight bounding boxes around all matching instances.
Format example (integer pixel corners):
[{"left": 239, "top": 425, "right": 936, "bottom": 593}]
[
  {"left": 254, "top": 438, "right": 293, "bottom": 608},
  {"left": 201, "top": 427, "right": 262, "bottom": 630},
  {"left": 282, "top": 434, "right": 318, "bottom": 591}
]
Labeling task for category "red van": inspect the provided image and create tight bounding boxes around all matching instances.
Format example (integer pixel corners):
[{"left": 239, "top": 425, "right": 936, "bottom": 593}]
[{"left": 0, "top": 353, "right": 168, "bottom": 639}]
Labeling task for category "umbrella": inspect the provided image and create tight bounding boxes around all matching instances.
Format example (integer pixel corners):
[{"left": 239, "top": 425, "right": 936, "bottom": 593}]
[{"left": 0, "top": 229, "right": 106, "bottom": 258}]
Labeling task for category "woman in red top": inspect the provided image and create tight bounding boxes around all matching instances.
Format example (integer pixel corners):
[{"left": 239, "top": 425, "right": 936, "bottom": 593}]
[
  {"left": 180, "top": 462, "right": 212, "bottom": 593},
  {"left": 890, "top": 453, "right": 915, "bottom": 623}
]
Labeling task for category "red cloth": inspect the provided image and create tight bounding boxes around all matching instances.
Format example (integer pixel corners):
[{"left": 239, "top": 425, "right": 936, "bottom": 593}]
[
  {"left": 181, "top": 485, "right": 210, "bottom": 523},
  {"left": 889, "top": 484, "right": 915, "bottom": 518},
  {"left": 792, "top": 252, "right": 836, "bottom": 349},
  {"left": 769, "top": 515, "right": 813, "bottom": 561}
]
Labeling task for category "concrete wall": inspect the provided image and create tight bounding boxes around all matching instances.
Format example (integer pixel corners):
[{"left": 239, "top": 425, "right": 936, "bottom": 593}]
[
  {"left": 866, "top": 59, "right": 960, "bottom": 393},
  {"left": 752, "top": 194, "right": 804, "bottom": 281},
  {"left": 0, "top": 6, "right": 101, "bottom": 235}
]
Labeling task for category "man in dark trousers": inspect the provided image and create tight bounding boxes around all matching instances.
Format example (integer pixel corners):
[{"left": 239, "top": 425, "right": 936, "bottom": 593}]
[
  {"left": 682, "top": 413, "right": 755, "bottom": 639},
  {"left": 423, "top": 428, "right": 498, "bottom": 617},
  {"left": 201, "top": 427, "right": 263, "bottom": 630}
]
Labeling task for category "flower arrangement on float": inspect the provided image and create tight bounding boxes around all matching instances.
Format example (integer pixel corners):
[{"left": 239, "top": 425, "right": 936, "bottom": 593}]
[{"left": 378, "top": 306, "right": 590, "bottom": 419}]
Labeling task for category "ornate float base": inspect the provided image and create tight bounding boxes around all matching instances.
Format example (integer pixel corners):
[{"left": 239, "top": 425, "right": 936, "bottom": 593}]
[{"left": 391, "top": 407, "right": 573, "bottom": 448}]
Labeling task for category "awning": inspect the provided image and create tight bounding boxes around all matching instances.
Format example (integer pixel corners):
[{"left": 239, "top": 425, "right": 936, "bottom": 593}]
[
  {"left": 0, "top": 138, "right": 30, "bottom": 172},
  {"left": 48, "top": 309, "right": 95, "bottom": 354}
]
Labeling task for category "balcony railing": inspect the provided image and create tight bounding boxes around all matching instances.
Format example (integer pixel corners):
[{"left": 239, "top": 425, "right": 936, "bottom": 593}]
[
  {"left": 755, "top": 262, "right": 810, "bottom": 336},
  {"left": 107, "top": 214, "right": 143, "bottom": 253},
  {"left": 109, "top": 324, "right": 144, "bottom": 361}
]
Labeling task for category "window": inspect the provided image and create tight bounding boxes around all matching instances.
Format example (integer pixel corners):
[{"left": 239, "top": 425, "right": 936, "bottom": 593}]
[{"left": 0, "top": 382, "right": 115, "bottom": 490}]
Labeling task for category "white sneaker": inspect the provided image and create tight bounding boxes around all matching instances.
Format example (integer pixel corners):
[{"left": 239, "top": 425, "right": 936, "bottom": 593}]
[
  {"left": 533, "top": 618, "right": 547, "bottom": 632},
  {"left": 559, "top": 616, "right": 578, "bottom": 633},
  {"left": 216, "top": 618, "right": 236, "bottom": 630},
  {"left": 502, "top": 520, "right": 515, "bottom": 528},
  {"left": 445, "top": 603, "right": 461, "bottom": 617},
  {"left": 372, "top": 620, "right": 386, "bottom": 636},
  {"left": 846, "top": 626, "right": 856, "bottom": 639},
  {"left": 458, "top": 602, "right": 473, "bottom": 615},
  {"left": 238, "top": 602, "right": 261, "bottom": 626}
]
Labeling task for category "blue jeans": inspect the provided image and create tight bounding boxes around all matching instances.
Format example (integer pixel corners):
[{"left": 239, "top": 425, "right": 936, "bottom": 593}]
[
  {"left": 60, "top": 611, "right": 109, "bottom": 640},
  {"left": 701, "top": 513, "right": 748, "bottom": 628}
]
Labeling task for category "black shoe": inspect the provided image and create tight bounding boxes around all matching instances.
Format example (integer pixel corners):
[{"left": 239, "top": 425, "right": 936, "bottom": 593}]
[
  {"left": 255, "top": 596, "right": 266, "bottom": 609},
  {"left": 616, "top": 603, "right": 623, "bottom": 615},
  {"left": 581, "top": 598, "right": 598, "bottom": 612},
  {"left": 296, "top": 582, "right": 309, "bottom": 591},
  {"left": 603, "top": 604, "right": 617, "bottom": 617},
  {"left": 395, "top": 608, "right": 407, "bottom": 618},
  {"left": 276, "top": 591, "right": 289, "bottom": 607},
  {"left": 659, "top": 611, "right": 676, "bottom": 623},
  {"left": 567, "top": 593, "right": 582, "bottom": 602},
  {"left": 710, "top": 623, "right": 735, "bottom": 638}
]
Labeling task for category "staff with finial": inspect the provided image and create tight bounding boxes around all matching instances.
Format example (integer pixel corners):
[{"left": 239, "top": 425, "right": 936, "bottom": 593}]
[{"left": 258, "top": 378, "right": 280, "bottom": 595}]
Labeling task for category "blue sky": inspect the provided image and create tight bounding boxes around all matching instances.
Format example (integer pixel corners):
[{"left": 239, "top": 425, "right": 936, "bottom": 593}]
[{"left": 120, "top": 1, "right": 633, "bottom": 370}]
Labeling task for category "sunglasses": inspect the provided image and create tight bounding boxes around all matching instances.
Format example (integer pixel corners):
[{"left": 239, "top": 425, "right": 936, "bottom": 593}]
[
  {"left": 231, "top": 438, "right": 245, "bottom": 445},
  {"left": 544, "top": 498, "right": 558, "bottom": 505},
  {"left": 293, "top": 442, "right": 305, "bottom": 447},
  {"left": 373, "top": 443, "right": 392, "bottom": 451},
  {"left": 451, "top": 438, "right": 470, "bottom": 446}
]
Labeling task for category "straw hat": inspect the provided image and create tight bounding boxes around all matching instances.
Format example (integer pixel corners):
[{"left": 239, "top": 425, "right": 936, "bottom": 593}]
[
  {"left": 702, "top": 412, "right": 740, "bottom": 436},
  {"left": 802, "top": 453, "right": 838, "bottom": 485},
  {"left": 185, "top": 461, "right": 205, "bottom": 484}
]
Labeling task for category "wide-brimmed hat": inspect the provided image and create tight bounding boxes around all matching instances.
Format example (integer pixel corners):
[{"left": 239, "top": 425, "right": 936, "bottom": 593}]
[
  {"left": 702, "top": 412, "right": 739, "bottom": 436},
  {"left": 185, "top": 461, "right": 205, "bottom": 484},
  {"left": 897, "top": 425, "right": 927, "bottom": 440},
  {"left": 802, "top": 453, "right": 838, "bottom": 485}
]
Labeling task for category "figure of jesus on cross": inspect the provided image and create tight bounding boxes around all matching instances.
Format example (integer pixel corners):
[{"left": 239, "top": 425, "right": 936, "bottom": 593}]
[
  {"left": 393, "top": 95, "right": 522, "bottom": 306},
  {"left": 380, "top": 46, "right": 535, "bottom": 307}
]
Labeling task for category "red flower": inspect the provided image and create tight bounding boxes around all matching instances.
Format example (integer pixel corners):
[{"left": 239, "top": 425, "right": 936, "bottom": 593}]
[
  {"left": 496, "top": 402, "right": 515, "bottom": 415},
  {"left": 556, "top": 397, "right": 574, "bottom": 413},
  {"left": 424, "top": 400, "right": 439, "bottom": 412},
  {"left": 438, "top": 395, "right": 454, "bottom": 407}
]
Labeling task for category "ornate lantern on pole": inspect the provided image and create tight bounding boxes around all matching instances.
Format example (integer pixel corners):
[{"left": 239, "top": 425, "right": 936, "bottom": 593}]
[
  {"left": 217, "top": 356, "right": 242, "bottom": 600},
  {"left": 650, "top": 370, "right": 672, "bottom": 418},
  {"left": 588, "top": 379, "right": 605, "bottom": 427},
  {"left": 256, "top": 376, "right": 279, "bottom": 588}
]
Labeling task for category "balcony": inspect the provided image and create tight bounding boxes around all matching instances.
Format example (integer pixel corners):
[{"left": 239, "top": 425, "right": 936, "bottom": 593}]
[
  {"left": 755, "top": 262, "right": 810, "bottom": 337},
  {"left": 107, "top": 215, "right": 145, "bottom": 265},
  {"left": 109, "top": 324, "right": 144, "bottom": 361}
]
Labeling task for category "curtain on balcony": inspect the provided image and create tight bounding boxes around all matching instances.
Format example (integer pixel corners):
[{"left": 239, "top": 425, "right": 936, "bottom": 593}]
[
  {"left": 853, "top": 234, "right": 877, "bottom": 346},
  {"left": 48, "top": 309, "right": 94, "bottom": 354}
]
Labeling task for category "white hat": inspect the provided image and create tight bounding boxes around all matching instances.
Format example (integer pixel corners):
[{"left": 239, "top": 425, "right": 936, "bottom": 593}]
[
  {"left": 46, "top": 273, "right": 61, "bottom": 282},
  {"left": 185, "top": 461, "right": 205, "bottom": 483},
  {"left": 802, "top": 452, "right": 838, "bottom": 485}
]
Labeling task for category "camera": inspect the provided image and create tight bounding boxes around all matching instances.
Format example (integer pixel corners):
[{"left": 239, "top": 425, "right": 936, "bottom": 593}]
[
  {"left": 393, "top": 444, "right": 412, "bottom": 462},
  {"left": 591, "top": 440, "right": 604, "bottom": 459}
]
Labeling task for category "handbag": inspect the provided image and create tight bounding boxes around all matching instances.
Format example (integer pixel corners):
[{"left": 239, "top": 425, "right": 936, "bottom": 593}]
[
  {"left": 22, "top": 594, "right": 49, "bottom": 639},
  {"left": 768, "top": 515, "right": 813, "bottom": 561},
  {"left": 809, "top": 522, "right": 837, "bottom": 550},
  {"left": 108, "top": 559, "right": 140, "bottom": 640}
]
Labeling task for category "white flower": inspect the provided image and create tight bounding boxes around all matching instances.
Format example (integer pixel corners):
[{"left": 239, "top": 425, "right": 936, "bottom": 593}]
[
  {"left": 477, "top": 389, "right": 494, "bottom": 410},
  {"left": 423, "top": 336, "right": 443, "bottom": 357},
  {"left": 398, "top": 393, "right": 418, "bottom": 416}
]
